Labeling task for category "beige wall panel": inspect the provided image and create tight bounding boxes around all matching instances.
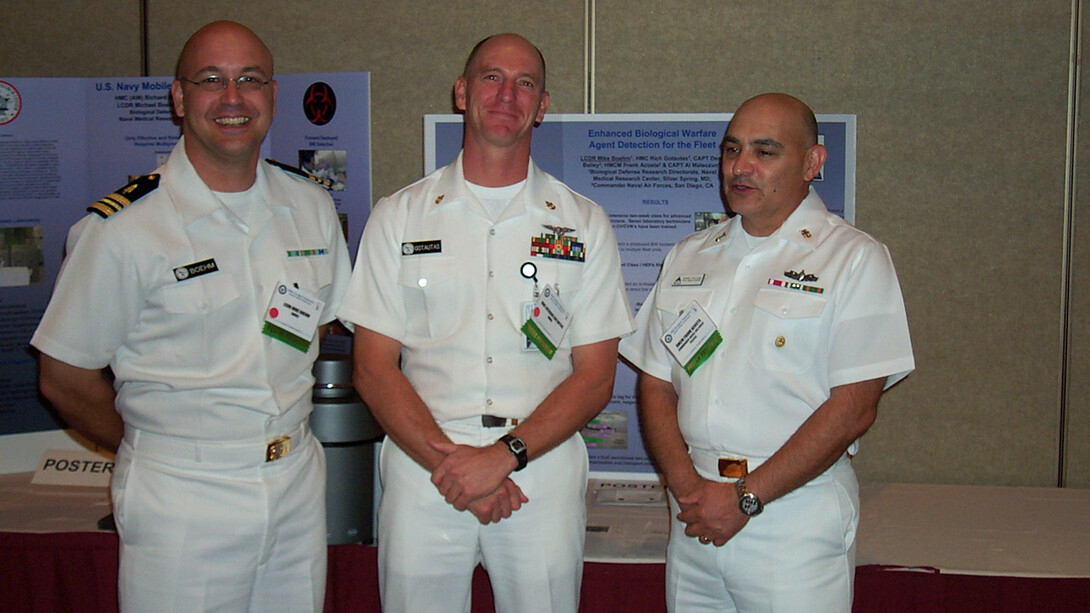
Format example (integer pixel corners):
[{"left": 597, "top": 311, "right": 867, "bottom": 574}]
[
  {"left": 0, "top": 2, "right": 141, "bottom": 76},
  {"left": 1065, "top": 1, "right": 1090, "bottom": 488},
  {"left": 3, "top": 1, "right": 1084, "bottom": 488},
  {"left": 596, "top": 1, "right": 1072, "bottom": 485},
  {"left": 147, "top": 0, "right": 585, "bottom": 203}
]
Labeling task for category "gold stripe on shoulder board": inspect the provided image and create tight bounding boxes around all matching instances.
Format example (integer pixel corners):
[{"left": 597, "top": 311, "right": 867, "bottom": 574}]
[
  {"left": 87, "top": 174, "right": 161, "bottom": 219},
  {"left": 265, "top": 158, "right": 334, "bottom": 189}
]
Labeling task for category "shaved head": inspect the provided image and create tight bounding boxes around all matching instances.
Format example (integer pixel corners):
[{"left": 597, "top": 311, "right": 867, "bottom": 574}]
[
  {"left": 175, "top": 21, "right": 273, "bottom": 79},
  {"left": 734, "top": 93, "right": 819, "bottom": 148},
  {"left": 463, "top": 33, "right": 546, "bottom": 89}
]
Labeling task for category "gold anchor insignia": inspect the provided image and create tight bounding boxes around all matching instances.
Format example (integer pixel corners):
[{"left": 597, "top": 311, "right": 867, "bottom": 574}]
[
  {"left": 545, "top": 200, "right": 556, "bottom": 210},
  {"left": 435, "top": 194, "right": 445, "bottom": 205},
  {"left": 800, "top": 228, "right": 812, "bottom": 238}
]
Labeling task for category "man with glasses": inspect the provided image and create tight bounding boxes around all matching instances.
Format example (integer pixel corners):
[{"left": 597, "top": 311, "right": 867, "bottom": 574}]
[{"left": 31, "top": 20, "right": 350, "bottom": 612}]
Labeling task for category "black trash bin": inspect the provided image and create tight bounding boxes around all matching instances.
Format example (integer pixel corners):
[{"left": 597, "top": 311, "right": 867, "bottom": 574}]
[{"left": 311, "top": 354, "right": 383, "bottom": 544}]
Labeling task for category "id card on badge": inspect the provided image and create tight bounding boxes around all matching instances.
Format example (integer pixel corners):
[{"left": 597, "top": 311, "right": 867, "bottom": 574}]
[
  {"left": 262, "top": 282, "right": 324, "bottom": 352},
  {"left": 661, "top": 300, "right": 721, "bottom": 376},
  {"left": 521, "top": 284, "right": 571, "bottom": 359}
]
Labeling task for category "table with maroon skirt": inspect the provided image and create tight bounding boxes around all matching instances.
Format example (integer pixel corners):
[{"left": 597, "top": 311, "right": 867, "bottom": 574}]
[{"left": 2, "top": 473, "right": 1087, "bottom": 612}]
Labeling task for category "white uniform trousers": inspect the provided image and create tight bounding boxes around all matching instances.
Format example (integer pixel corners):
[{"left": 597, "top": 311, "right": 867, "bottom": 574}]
[
  {"left": 377, "top": 424, "right": 589, "bottom": 613},
  {"left": 112, "top": 428, "right": 327, "bottom": 613},
  {"left": 665, "top": 457, "right": 858, "bottom": 613}
]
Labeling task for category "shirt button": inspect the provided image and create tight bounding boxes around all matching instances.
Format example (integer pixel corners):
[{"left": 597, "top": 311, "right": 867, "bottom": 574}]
[
  {"left": 487, "top": 357, "right": 493, "bottom": 364},
  {"left": 490, "top": 228, "right": 496, "bottom": 236},
  {"left": 487, "top": 399, "right": 494, "bottom": 406},
  {"left": 487, "top": 313, "right": 495, "bottom": 320},
  {"left": 729, "top": 306, "right": 737, "bottom": 314},
  {"left": 775, "top": 336, "right": 786, "bottom": 348},
  {"left": 489, "top": 270, "right": 495, "bottom": 278},
  {"left": 418, "top": 278, "right": 428, "bottom": 288}
]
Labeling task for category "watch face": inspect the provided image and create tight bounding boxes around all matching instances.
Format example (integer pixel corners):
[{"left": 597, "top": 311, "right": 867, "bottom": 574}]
[{"left": 739, "top": 493, "right": 762, "bottom": 516}]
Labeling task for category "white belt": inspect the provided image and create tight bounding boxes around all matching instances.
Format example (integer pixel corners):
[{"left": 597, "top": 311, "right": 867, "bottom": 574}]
[
  {"left": 124, "top": 421, "right": 310, "bottom": 466},
  {"left": 689, "top": 447, "right": 849, "bottom": 483}
]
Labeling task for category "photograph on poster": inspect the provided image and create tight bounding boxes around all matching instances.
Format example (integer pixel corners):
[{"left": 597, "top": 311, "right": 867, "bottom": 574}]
[
  {"left": 0, "top": 226, "right": 43, "bottom": 286},
  {"left": 300, "top": 149, "right": 347, "bottom": 191}
]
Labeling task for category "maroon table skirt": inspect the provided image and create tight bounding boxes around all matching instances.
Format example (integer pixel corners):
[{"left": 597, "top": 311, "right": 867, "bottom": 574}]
[{"left": 3, "top": 532, "right": 1087, "bottom": 613}]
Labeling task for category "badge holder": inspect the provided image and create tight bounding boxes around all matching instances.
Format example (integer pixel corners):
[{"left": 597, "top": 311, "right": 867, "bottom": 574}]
[
  {"left": 519, "top": 261, "right": 572, "bottom": 359},
  {"left": 262, "top": 282, "right": 324, "bottom": 352},
  {"left": 661, "top": 301, "right": 722, "bottom": 376}
]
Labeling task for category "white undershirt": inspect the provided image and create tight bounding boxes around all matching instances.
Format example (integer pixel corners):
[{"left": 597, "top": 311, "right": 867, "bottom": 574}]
[{"left": 467, "top": 179, "right": 526, "bottom": 221}]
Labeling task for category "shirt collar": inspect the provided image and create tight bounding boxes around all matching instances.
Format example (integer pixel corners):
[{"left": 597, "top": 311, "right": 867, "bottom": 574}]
[
  {"left": 698, "top": 187, "right": 831, "bottom": 254},
  {"left": 430, "top": 151, "right": 564, "bottom": 223},
  {"left": 164, "top": 137, "right": 276, "bottom": 229}
]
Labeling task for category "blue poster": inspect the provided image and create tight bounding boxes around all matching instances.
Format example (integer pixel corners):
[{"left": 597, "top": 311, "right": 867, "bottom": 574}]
[
  {"left": 427, "top": 113, "right": 856, "bottom": 475},
  {"left": 0, "top": 73, "right": 370, "bottom": 446}
]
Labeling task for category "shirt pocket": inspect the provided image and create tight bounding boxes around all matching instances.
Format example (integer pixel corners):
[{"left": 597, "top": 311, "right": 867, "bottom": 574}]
[
  {"left": 749, "top": 288, "right": 827, "bottom": 374},
  {"left": 397, "top": 255, "right": 461, "bottom": 339},
  {"left": 283, "top": 257, "right": 334, "bottom": 303},
  {"left": 654, "top": 288, "right": 715, "bottom": 333},
  {"left": 161, "top": 272, "right": 240, "bottom": 315}
]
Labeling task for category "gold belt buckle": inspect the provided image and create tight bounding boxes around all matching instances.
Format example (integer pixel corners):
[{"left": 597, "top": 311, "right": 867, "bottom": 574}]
[
  {"left": 718, "top": 456, "right": 748, "bottom": 479},
  {"left": 265, "top": 436, "right": 292, "bottom": 462}
]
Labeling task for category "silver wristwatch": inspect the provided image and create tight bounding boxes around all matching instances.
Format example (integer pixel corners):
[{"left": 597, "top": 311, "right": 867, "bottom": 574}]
[{"left": 735, "top": 476, "right": 764, "bottom": 516}]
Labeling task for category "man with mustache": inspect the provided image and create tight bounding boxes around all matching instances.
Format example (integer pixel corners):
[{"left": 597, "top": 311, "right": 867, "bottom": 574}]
[
  {"left": 621, "top": 93, "right": 914, "bottom": 612},
  {"left": 32, "top": 20, "right": 350, "bottom": 612}
]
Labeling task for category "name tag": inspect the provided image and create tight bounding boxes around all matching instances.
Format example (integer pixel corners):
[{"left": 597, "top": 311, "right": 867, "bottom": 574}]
[
  {"left": 661, "top": 301, "right": 721, "bottom": 376},
  {"left": 521, "top": 284, "right": 571, "bottom": 359},
  {"left": 262, "top": 282, "right": 324, "bottom": 352}
]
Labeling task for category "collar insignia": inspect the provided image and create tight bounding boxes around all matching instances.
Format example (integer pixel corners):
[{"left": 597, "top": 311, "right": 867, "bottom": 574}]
[
  {"left": 545, "top": 200, "right": 556, "bottom": 210},
  {"left": 435, "top": 194, "right": 445, "bottom": 205},
  {"left": 784, "top": 269, "right": 818, "bottom": 282},
  {"left": 800, "top": 228, "right": 812, "bottom": 238}
]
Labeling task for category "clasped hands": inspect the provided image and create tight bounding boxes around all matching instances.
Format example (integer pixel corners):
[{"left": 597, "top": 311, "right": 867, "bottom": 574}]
[
  {"left": 429, "top": 440, "right": 528, "bottom": 525},
  {"left": 675, "top": 478, "right": 749, "bottom": 547}
]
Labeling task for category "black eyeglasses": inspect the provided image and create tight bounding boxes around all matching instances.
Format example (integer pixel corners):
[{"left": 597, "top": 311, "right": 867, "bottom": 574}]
[{"left": 179, "top": 75, "right": 272, "bottom": 92}]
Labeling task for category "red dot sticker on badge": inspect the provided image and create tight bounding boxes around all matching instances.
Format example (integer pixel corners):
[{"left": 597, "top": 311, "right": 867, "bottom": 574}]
[
  {"left": 533, "top": 307, "right": 540, "bottom": 317},
  {"left": 269, "top": 307, "right": 279, "bottom": 318}
]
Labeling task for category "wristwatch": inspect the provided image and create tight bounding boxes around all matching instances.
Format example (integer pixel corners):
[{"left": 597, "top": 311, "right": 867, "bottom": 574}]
[
  {"left": 499, "top": 434, "right": 528, "bottom": 471},
  {"left": 734, "top": 476, "right": 763, "bottom": 516}
]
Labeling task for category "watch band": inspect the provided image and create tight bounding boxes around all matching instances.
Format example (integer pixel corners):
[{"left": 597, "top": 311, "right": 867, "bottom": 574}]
[
  {"left": 735, "top": 476, "right": 764, "bottom": 516},
  {"left": 499, "top": 434, "right": 528, "bottom": 471}
]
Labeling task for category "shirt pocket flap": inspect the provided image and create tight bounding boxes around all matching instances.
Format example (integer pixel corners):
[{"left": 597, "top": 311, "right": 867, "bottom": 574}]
[
  {"left": 397, "top": 255, "right": 459, "bottom": 289},
  {"left": 654, "top": 288, "right": 715, "bottom": 316},
  {"left": 162, "top": 272, "right": 240, "bottom": 315},
  {"left": 752, "top": 288, "right": 827, "bottom": 319}
]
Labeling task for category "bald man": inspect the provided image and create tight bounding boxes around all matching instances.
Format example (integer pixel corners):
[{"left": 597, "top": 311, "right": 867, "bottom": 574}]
[
  {"left": 339, "top": 33, "right": 633, "bottom": 612},
  {"left": 32, "top": 21, "right": 350, "bottom": 612},
  {"left": 620, "top": 93, "right": 914, "bottom": 612}
]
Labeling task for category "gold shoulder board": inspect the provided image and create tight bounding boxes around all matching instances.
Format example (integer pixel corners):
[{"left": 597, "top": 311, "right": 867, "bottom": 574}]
[
  {"left": 265, "top": 158, "right": 333, "bottom": 189},
  {"left": 87, "top": 174, "right": 161, "bottom": 219}
]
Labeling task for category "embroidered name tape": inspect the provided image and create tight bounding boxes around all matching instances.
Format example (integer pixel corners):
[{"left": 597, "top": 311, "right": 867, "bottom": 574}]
[
  {"left": 767, "top": 278, "right": 824, "bottom": 294},
  {"left": 402, "top": 240, "right": 442, "bottom": 256},
  {"left": 173, "top": 258, "right": 218, "bottom": 282}
]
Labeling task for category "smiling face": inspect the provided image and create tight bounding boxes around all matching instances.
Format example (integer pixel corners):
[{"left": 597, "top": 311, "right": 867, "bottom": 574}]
[
  {"left": 720, "top": 94, "right": 826, "bottom": 236},
  {"left": 454, "top": 34, "right": 549, "bottom": 155},
  {"left": 170, "top": 21, "right": 276, "bottom": 184}
]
